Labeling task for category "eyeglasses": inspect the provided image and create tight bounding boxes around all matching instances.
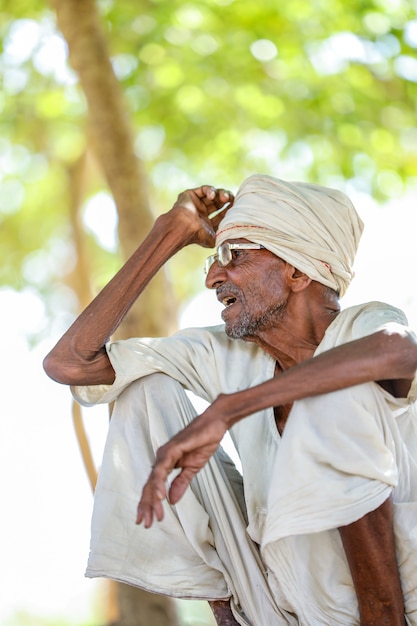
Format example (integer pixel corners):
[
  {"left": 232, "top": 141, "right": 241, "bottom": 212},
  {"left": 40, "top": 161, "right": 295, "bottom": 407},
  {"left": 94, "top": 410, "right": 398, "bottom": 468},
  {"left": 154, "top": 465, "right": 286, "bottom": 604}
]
[{"left": 204, "top": 242, "right": 265, "bottom": 274}]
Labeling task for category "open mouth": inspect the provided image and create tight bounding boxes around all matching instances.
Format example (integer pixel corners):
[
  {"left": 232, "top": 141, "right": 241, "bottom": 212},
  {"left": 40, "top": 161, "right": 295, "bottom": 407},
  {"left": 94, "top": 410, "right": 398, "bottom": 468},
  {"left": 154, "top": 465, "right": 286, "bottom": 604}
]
[
  {"left": 217, "top": 284, "right": 241, "bottom": 310},
  {"left": 222, "top": 296, "right": 237, "bottom": 307}
]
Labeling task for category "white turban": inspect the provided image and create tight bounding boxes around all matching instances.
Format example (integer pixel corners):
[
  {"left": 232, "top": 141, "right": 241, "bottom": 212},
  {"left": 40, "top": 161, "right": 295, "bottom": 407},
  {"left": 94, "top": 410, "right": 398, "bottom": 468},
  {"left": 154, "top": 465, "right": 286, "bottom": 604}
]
[{"left": 216, "top": 174, "right": 364, "bottom": 297}]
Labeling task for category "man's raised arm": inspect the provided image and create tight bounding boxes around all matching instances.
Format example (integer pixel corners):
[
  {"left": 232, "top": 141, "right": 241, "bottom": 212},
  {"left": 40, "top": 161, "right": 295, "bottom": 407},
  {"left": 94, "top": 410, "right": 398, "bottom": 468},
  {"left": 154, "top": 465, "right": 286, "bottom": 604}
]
[{"left": 43, "top": 186, "right": 233, "bottom": 387}]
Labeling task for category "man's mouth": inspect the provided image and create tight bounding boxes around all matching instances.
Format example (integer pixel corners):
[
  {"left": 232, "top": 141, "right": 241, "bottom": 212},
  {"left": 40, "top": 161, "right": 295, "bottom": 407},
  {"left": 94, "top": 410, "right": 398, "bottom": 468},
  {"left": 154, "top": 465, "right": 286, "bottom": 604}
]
[
  {"left": 222, "top": 295, "right": 237, "bottom": 307},
  {"left": 217, "top": 285, "right": 241, "bottom": 308}
]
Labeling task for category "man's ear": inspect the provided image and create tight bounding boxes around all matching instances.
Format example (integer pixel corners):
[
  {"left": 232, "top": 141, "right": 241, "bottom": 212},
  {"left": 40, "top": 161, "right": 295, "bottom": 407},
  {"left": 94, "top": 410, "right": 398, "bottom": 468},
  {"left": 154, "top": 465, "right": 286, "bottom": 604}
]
[{"left": 287, "top": 266, "right": 312, "bottom": 292}]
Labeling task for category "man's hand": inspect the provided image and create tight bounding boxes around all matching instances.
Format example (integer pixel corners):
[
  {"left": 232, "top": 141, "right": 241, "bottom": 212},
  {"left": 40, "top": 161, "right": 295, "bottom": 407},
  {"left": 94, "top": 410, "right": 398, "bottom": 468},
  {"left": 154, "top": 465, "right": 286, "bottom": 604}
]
[
  {"left": 136, "top": 405, "right": 228, "bottom": 528},
  {"left": 43, "top": 183, "right": 233, "bottom": 387},
  {"left": 169, "top": 185, "right": 234, "bottom": 249}
]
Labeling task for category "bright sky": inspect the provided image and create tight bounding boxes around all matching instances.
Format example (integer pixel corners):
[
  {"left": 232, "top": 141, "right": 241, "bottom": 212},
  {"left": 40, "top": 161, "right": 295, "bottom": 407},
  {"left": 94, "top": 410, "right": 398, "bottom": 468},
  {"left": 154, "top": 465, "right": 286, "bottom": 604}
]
[
  {"left": 1, "top": 307, "right": 106, "bottom": 624},
  {"left": 2, "top": 190, "right": 417, "bottom": 625}
]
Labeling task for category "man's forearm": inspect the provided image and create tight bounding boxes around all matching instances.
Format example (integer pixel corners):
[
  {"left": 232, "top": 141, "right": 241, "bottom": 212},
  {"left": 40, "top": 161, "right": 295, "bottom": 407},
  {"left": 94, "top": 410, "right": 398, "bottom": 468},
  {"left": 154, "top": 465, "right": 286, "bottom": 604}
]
[
  {"left": 216, "top": 330, "right": 417, "bottom": 431},
  {"left": 43, "top": 212, "right": 190, "bottom": 385},
  {"left": 43, "top": 185, "right": 233, "bottom": 386},
  {"left": 339, "top": 498, "right": 406, "bottom": 626}
]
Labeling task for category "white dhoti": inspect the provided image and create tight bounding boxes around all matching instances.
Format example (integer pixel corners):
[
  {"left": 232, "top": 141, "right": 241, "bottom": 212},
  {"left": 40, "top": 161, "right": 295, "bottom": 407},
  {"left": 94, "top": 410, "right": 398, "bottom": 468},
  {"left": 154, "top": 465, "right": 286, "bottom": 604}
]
[
  {"left": 85, "top": 372, "right": 417, "bottom": 625},
  {"left": 85, "top": 373, "right": 296, "bottom": 626},
  {"left": 261, "top": 383, "right": 417, "bottom": 625}
]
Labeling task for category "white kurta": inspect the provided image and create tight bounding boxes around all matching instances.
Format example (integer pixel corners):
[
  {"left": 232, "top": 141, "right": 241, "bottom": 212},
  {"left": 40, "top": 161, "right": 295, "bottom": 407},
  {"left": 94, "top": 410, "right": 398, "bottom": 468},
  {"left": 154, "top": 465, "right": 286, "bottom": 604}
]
[{"left": 73, "top": 301, "right": 417, "bottom": 625}]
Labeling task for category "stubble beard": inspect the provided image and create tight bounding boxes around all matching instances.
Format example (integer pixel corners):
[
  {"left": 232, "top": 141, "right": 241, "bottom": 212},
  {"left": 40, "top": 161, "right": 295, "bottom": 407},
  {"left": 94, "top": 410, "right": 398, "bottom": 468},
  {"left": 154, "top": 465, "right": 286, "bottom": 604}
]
[{"left": 225, "top": 301, "right": 287, "bottom": 340}]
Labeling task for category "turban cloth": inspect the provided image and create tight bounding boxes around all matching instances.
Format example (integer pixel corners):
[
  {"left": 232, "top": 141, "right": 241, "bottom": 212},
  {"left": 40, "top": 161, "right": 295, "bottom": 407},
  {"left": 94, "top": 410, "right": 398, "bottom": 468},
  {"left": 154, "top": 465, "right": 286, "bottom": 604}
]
[{"left": 216, "top": 174, "right": 364, "bottom": 297}]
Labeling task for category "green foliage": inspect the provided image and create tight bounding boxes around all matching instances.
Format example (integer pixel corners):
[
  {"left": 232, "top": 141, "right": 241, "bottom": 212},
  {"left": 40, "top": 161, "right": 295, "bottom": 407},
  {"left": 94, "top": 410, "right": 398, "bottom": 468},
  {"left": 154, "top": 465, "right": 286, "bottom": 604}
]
[
  {"left": 1, "top": 0, "right": 417, "bottom": 311},
  {"left": 99, "top": 0, "right": 417, "bottom": 193}
]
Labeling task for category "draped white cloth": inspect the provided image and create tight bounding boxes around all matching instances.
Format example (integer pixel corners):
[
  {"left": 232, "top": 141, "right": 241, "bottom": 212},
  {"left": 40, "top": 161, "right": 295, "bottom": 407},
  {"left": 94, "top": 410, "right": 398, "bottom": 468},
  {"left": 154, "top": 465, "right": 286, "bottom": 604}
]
[
  {"left": 216, "top": 174, "right": 364, "bottom": 297},
  {"left": 84, "top": 373, "right": 295, "bottom": 625},
  {"left": 73, "top": 302, "right": 417, "bottom": 625}
]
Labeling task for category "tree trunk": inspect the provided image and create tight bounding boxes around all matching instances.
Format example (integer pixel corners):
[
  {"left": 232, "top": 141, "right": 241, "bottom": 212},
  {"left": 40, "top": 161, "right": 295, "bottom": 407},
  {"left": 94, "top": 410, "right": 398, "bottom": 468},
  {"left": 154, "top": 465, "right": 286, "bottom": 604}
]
[
  {"left": 53, "top": 0, "right": 177, "bottom": 338},
  {"left": 112, "top": 585, "right": 181, "bottom": 626},
  {"left": 53, "top": 1, "right": 179, "bottom": 624},
  {"left": 54, "top": 3, "right": 234, "bottom": 624},
  {"left": 65, "top": 153, "right": 183, "bottom": 626}
]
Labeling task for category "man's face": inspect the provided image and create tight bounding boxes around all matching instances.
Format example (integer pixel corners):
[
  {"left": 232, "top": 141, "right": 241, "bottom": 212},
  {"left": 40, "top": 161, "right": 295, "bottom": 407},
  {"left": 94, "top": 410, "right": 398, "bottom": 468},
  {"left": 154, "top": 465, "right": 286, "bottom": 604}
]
[{"left": 205, "top": 239, "right": 290, "bottom": 340}]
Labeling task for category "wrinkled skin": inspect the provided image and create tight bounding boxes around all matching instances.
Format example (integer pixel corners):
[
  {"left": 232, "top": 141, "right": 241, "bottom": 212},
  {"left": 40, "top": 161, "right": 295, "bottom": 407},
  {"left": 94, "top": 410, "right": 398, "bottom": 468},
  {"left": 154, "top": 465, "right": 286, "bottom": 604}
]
[{"left": 45, "top": 185, "right": 417, "bottom": 626}]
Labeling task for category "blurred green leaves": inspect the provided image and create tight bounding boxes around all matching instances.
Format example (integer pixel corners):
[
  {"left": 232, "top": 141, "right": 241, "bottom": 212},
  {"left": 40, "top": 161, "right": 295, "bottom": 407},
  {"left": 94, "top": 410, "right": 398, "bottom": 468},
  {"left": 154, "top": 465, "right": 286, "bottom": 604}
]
[{"left": 1, "top": 0, "right": 417, "bottom": 313}]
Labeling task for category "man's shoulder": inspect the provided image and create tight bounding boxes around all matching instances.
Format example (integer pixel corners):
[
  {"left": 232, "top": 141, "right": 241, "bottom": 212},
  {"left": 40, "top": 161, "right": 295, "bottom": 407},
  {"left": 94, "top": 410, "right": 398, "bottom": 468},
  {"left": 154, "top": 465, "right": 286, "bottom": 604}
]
[
  {"left": 339, "top": 301, "right": 408, "bottom": 326},
  {"left": 317, "top": 301, "right": 408, "bottom": 353}
]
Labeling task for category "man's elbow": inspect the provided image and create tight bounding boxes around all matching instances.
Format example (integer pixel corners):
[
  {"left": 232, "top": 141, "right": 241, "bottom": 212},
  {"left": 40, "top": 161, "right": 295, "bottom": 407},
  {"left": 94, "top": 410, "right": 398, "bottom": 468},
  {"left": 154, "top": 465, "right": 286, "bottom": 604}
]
[
  {"left": 43, "top": 347, "right": 115, "bottom": 386},
  {"left": 43, "top": 350, "right": 81, "bottom": 386},
  {"left": 43, "top": 342, "right": 96, "bottom": 386}
]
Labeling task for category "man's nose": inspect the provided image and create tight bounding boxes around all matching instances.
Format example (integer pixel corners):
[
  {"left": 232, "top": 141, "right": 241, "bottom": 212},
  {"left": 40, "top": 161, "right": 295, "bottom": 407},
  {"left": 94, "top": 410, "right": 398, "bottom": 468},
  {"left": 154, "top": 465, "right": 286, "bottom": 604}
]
[{"left": 205, "top": 262, "right": 227, "bottom": 290}]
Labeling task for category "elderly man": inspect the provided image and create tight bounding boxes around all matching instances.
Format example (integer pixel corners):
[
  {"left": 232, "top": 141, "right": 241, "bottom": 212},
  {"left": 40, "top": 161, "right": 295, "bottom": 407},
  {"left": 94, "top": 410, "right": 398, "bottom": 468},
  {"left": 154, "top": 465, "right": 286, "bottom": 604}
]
[{"left": 44, "top": 175, "right": 417, "bottom": 626}]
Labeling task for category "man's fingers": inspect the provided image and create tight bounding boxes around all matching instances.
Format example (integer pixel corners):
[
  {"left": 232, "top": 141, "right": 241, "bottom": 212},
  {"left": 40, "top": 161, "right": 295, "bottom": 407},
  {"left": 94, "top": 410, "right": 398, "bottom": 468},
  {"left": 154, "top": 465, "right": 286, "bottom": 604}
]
[
  {"left": 136, "top": 488, "right": 165, "bottom": 528},
  {"left": 197, "top": 185, "right": 216, "bottom": 201},
  {"left": 208, "top": 202, "right": 230, "bottom": 220},
  {"left": 173, "top": 185, "right": 234, "bottom": 246},
  {"left": 216, "top": 188, "right": 234, "bottom": 205},
  {"left": 209, "top": 188, "right": 234, "bottom": 210},
  {"left": 168, "top": 467, "right": 198, "bottom": 505},
  {"left": 208, "top": 189, "right": 234, "bottom": 225},
  {"left": 136, "top": 415, "right": 226, "bottom": 526},
  {"left": 136, "top": 463, "right": 169, "bottom": 527},
  {"left": 136, "top": 439, "right": 186, "bottom": 527},
  {"left": 194, "top": 186, "right": 234, "bottom": 209},
  {"left": 136, "top": 465, "right": 192, "bottom": 527}
]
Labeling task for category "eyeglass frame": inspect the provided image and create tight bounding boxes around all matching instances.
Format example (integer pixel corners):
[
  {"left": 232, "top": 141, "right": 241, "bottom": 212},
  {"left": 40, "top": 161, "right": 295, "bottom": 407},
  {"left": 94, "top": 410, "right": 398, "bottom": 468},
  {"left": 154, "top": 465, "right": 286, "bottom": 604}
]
[{"left": 204, "top": 242, "right": 265, "bottom": 274}]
